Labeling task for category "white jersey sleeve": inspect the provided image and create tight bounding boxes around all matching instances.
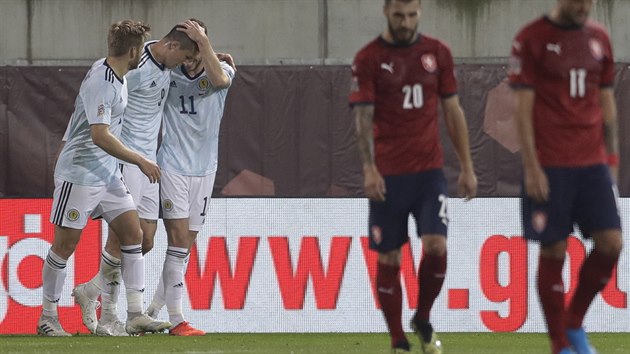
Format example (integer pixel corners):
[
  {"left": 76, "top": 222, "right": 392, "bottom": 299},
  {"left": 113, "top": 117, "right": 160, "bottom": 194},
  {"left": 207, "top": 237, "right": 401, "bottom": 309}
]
[
  {"left": 157, "top": 62, "right": 235, "bottom": 176},
  {"left": 119, "top": 40, "right": 171, "bottom": 163},
  {"left": 54, "top": 59, "right": 128, "bottom": 186}
]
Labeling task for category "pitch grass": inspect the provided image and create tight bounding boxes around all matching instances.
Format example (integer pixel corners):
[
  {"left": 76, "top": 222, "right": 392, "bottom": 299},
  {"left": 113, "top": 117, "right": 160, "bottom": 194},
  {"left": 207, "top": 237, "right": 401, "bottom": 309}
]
[{"left": 1, "top": 332, "right": 629, "bottom": 353}]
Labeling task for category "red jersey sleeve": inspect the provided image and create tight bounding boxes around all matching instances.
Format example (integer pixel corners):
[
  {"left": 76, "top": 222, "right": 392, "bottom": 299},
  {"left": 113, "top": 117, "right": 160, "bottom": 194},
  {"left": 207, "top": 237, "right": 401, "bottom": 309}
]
[
  {"left": 508, "top": 31, "right": 536, "bottom": 88},
  {"left": 600, "top": 32, "right": 615, "bottom": 87},
  {"left": 349, "top": 49, "right": 375, "bottom": 105},
  {"left": 437, "top": 43, "right": 457, "bottom": 97}
]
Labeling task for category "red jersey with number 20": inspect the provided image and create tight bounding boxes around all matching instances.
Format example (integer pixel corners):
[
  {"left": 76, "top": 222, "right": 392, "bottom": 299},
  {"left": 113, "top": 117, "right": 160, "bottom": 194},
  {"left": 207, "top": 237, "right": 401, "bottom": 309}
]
[
  {"left": 509, "top": 17, "right": 614, "bottom": 167},
  {"left": 349, "top": 35, "right": 457, "bottom": 176}
]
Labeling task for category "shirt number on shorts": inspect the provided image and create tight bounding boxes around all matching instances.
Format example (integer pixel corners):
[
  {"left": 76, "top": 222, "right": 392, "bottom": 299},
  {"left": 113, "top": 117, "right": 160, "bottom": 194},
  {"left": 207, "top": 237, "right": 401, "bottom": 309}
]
[
  {"left": 402, "top": 84, "right": 424, "bottom": 109},
  {"left": 200, "top": 196, "right": 208, "bottom": 216},
  {"left": 438, "top": 194, "right": 448, "bottom": 226},
  {"left": 179, "top": 95, "right": 198, "bottom": 114},
  {"left": 569, "top": 68, "right": 586, "bottom": 98}
]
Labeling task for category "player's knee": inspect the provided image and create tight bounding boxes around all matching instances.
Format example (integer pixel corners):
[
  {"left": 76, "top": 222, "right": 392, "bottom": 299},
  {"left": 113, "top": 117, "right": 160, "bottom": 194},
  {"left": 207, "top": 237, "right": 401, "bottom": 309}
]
[
  {"left": 378, "top": 249, "right": 401, "bottom": 265},
  {"left": 422, "top": 236, "right": 446, "bottom": 256},
  {"left": 593, "top": 230, "right": 623, "bottom": 257},
  {"left": 125, "top": 226, "right": 143, "bottom": 244},
  {"left": 52, "top": 239, "right": 79, "bottom": 259}
]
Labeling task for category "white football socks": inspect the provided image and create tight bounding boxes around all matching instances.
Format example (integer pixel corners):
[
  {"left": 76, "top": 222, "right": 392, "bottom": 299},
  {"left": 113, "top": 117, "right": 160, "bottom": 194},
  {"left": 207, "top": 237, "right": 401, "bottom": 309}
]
[
  {"left": 42, "top": 249, "right": 67, "bottom": 317},
  {"left": 120, "top": 244, "right": 144, "bottom": 314},
  {"left": 164, "top": 246, "right": 188, "bottom": 326},
  {"left": 99, "top": 249, "right": 122, "bottom": 316}
]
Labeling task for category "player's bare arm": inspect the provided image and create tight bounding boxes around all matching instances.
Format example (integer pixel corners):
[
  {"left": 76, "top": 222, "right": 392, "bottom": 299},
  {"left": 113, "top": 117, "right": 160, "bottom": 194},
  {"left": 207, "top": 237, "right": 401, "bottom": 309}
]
[
  {"left": 441, "top": 95, "right": 477, "bottom": 200},
  {"left": 354, "top": 104, "right": 385, "bottom": 201},
  {"left": 600, "top": 87, "right": 619, "bottom": 182},
  {"left": 90, "top": 124, "right": 161, "bottom": 183},
  {"left": 515, "top": 89, "right": 548, "bottom": 203},
  {"left": 178, "top": 20, "right": 230, "bottom": 88}
]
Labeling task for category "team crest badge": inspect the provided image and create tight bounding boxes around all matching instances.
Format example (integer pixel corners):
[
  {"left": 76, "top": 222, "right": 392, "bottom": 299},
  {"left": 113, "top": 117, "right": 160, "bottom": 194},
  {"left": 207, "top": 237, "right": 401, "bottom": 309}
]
[
  {"left": 532, "top": 211, "right": 547, "bottom": 234},
  {"left": 421, "top": 54, "right": 437, "bottom": 73},
  {"left": 163, "top": 199, "right": 174, "bottom": 211},
  {"left": 589, "top": 38, "right": 603, "bottom": 61},
  {"left": 97, "top": 104, "right": 105, "bottom": 117},
  {"left": 197, "top": 77, "right": 210, "bottom": 91},
  {"left": 66, "top": 209, "right": 80, "bottom": 222},
  {"left": 371, "top": 225, "right": 383, "bottom": 245}
]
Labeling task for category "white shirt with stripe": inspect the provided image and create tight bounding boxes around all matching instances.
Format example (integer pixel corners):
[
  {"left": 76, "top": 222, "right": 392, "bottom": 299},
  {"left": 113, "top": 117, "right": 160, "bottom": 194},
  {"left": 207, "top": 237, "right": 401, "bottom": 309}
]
[
  {"left": 158, "top": 62, "right": 235, "bottom": 176},
  {"left": 119, "top": 40, "right": 171, "bottom": 163},
  {"left": 55, "top": 58, "right": 128, "bottom": 186}
]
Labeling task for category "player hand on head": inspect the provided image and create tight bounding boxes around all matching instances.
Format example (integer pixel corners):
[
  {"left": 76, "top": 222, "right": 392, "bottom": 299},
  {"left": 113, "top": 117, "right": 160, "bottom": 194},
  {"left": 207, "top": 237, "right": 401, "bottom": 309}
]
[
  {"left": 458, "top": 169, "right": 477, "bottom": 201},
  {"left": 138, "top": 158, "right": 161, "bottom": 183},
  {"left": 217, "top": 52, "right": 236, "bottom": 71},
  {"left": 524, "top": 164, "right": 549, "bottom": 203},
  {"left": 363, "top": 165, "right": 386, "bottom": 201},
  {"left": 177, "top": 20, "right": 209, "bottom": 47}
]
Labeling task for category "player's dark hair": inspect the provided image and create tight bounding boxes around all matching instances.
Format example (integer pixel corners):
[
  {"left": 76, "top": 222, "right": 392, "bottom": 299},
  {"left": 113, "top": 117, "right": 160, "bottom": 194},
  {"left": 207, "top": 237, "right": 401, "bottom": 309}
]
[
  {"left": 189, "top": 18, "right": 208, "bottom": 35},
  {"left": 108, "top": 20, "right": 151, "bottom": 57},
  {"left": 165, "top": 20, "right": 203, "bottom": 53},
  {"left": 385, "top": 0, "right": 420, "bottom": 5}
]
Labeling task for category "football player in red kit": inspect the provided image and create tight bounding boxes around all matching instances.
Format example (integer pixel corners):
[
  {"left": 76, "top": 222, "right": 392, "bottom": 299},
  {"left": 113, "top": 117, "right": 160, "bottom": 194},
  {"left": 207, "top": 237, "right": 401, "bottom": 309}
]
[
  {"left": 510, "top": 1, "right": 622, "bottom": 353},
  {"left": 349, "top": 0, "right": 477, "bottom": 352}
]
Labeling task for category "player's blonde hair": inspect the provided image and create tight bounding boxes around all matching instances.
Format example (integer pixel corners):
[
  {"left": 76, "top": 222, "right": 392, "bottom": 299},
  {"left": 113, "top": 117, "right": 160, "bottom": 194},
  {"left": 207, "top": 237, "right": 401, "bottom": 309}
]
[{"left": 108, "top": 20, "right": 151, "bottom": 57}]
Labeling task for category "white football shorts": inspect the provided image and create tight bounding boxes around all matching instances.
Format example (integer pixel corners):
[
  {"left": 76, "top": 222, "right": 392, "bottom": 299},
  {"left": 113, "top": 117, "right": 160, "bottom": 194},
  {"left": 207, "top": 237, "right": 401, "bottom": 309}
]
[
  {"left": 119, "top": 163, "right": 159, "bottom": 220},
  {"left": 160, "top": 170, "right": 216, "bottom": 232},
  {"left": 50, "top": 174, "right": 136, "bottom": 229}
]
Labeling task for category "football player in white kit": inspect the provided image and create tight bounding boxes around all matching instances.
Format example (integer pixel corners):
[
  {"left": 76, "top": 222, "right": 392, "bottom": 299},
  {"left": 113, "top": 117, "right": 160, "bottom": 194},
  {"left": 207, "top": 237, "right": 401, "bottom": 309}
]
[
  {"left": 39, "top": 20, "right": 172, "bottom": 336},
  {"left": 143, "top": 19, "right": 235, "bottom": 336},
  {"left": 72, "top": 21, "right": 203, "bottom": 336}
]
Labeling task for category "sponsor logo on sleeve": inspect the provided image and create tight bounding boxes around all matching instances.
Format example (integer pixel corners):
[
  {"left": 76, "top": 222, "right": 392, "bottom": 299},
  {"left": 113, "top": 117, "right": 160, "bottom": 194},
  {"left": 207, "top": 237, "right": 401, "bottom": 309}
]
[{"left": 97, "top": 104, "right": 105, "bottom": 117}]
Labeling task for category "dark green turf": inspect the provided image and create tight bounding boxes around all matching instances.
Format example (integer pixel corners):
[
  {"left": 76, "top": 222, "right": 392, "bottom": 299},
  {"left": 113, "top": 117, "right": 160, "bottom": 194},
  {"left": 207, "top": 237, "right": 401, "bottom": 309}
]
[{"left": 0, "top": 332, "right": 628, "bottom": 353}]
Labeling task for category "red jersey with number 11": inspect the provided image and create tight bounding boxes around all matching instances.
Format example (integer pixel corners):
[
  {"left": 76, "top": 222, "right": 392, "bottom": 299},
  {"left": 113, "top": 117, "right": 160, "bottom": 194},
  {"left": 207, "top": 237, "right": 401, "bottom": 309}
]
[
  {"left": 509, "top": 17, "right": 614, "bottom": 167},
  {"left": 349, "top": 35, "right": 457, "bottom": 176}
]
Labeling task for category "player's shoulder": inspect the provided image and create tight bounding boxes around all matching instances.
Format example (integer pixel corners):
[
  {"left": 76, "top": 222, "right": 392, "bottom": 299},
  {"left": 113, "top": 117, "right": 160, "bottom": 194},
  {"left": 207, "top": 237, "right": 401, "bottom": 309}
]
[
  {"left": 85, "top": 58, "right": 120, "bottom": 87},
  {"left": 219, "top": 61, "right": 236, "bottom": 75},
  {"left": 137, "top": 40, "right": 165, "bottom": 71},
  {"left": 418, "top": 33, "right": 448, "bottom": 49},
  {"left": 354, "top": 37, "right": 382, "bottom": 60},
  {"left": 514, "top": 16, "right": 548, "bottom": 39},
  {"left": 584, "top": 19, "right": 611, "bottom": 39}
]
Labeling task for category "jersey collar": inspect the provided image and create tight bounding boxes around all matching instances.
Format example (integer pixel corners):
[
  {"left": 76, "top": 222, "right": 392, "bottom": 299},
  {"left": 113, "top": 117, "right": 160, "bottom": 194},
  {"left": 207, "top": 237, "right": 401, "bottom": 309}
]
[
  {"left": 378, "top": 33, "right": 422, "bottom": 48},
  {"left": 181, "top": 65, "right": 205, "bottom": 80},
  {"left": 145, "top": 41, "right": 166, "bottom": 71},
  {"left": 103, "top": 59, "right": 124, "bottom": 84},
  {"left": 544, "top": 15, "right": 585, "bottom": 31}
]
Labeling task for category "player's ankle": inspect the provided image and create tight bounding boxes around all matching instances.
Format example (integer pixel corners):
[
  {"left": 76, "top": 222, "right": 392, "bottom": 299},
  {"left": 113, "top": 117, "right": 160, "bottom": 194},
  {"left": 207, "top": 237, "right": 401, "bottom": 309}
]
[{"left": 127, "top": 311, "right": 142, "bottom": 320}]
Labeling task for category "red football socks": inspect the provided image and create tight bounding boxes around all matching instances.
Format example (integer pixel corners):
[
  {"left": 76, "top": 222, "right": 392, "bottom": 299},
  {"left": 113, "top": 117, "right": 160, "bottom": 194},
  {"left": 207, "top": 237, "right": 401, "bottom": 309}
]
[
  {"left": 415, "top": 252, "right": 447, "bottom": 321},
  {"left": 566, "top": 248, "right": 618, "bottom": 329},
  {"left": 376, "top": 262, "right": 406, "bottom": 346},
  {"left": 537, "top": 255, "right": 570, "bottom": 354}
]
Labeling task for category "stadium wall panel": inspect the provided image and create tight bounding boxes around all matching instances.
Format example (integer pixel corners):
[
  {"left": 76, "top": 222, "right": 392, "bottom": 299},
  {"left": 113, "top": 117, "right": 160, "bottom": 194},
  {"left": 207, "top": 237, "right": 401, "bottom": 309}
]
[
  {"left": 3, "top": 0, "right": 630, "bottom": 64},
  {"left": 1, "top": 65, "right": 630, "bottom": 197}
]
